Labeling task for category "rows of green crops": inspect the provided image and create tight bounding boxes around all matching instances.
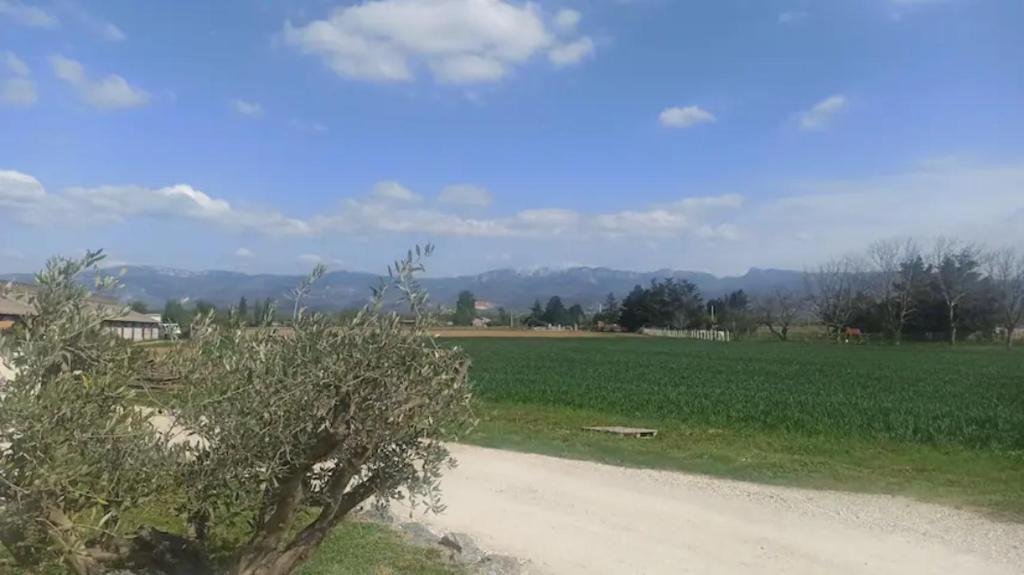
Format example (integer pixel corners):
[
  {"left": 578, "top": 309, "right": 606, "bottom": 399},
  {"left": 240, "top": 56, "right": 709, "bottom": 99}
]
[{"left": 454, "top": 338, "right": 1024, "bottom": 450}]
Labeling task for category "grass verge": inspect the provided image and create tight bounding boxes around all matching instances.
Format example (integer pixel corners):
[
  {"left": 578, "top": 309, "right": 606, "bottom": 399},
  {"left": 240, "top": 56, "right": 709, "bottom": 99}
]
[
  {"left": 465, "top": 401, "right": 1024, "bottom": 521},
  {"left": 1, "top": 517, "right": 460, "bottom": 575}
]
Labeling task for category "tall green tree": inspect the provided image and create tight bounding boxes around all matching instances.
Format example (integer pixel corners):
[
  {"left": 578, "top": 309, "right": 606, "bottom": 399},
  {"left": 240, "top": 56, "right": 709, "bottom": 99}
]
[
  {"left": 619, "top": 279, "right": 704, "bottom": 331},
  {"left": 523, "top": 299, "right": 545, "bottom": 326},
  {"left": 542, "top": 296, "right": 569, "bottom": 326},
  {"left": 162, "top": 299, "right": 189, "bottom": 325},
  {"left": 597, "top": 292, "right": 620, "bottom": 325},
  {"left": 496, "top": 306, "right": 512, "bottom": 327},
  {"left": 194, "top": 300, "right": 217, "bottom": 318},
  {"left": 453, "top": 290, "right": 476, "bottom": 326},
  {"left": 567, "top": 303, "right": 586, "bottom": 326},
  {"left": 236, "top": 296, "right": 249, "bottom": 320},
  {"left": 128, "top": 300, "right": 149, "bottom": 314}
]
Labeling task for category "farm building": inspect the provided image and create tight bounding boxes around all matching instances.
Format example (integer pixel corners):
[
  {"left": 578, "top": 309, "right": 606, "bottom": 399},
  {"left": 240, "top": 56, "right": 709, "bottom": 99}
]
[
  {"left": 0, "top": 286, "right": 162, "bottom": 341},
  {"left": 0, "top": 295, "right": 34, "bottom": 331}
]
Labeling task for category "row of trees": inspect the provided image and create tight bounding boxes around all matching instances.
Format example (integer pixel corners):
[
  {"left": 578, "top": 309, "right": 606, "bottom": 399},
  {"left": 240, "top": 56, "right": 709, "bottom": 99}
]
[
  {"left": 452, "top": 290, "right": 586, "bottom": 327},
  {"left": 581, "top": 238, "right": 1023, "bottom": 347},
  {"left": 160, "top": 296, "right": 279, "bottom": 330},
  {"left": 526, "top": 296, "right": 586, "bottom": 327},
  {"left": 804, "top": 238, "right": 1024, "bottom": 346}
]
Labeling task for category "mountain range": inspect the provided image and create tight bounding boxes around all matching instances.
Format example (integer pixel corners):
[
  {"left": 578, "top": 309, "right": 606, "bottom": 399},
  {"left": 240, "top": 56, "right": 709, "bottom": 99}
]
[{"left": 2, "top": 265, "right": 805, "bottom": 312}]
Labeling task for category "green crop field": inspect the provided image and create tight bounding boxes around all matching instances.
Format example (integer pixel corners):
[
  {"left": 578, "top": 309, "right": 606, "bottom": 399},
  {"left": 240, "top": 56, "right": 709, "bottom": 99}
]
[{"left": 451, "top": 338, "right": 1024, "bottom": 519}]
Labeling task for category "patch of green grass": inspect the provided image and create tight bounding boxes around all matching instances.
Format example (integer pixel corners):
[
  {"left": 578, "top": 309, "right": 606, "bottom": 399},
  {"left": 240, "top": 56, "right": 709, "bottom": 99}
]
[
  {"left": 2, "top": 508, "right": 460, "bottom": 575},
  {"left": 450, "top": 338, "right": 1024, "bottom": 519},
  {"left": 299, "top": 521, "right": 462, "bottom": 575}
]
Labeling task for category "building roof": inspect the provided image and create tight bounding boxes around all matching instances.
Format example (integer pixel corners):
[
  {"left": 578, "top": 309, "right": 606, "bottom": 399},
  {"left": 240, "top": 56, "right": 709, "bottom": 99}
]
[
  {"left": 0, "top": 284, "right": 159, "bottom": 324},
  {"left": 0, "top": 295, "right": 35, "bottom": 316}
]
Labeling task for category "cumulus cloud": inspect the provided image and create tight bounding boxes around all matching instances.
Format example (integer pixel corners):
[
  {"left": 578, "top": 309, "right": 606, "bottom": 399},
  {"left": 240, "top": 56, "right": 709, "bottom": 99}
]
[
  {"left": 235, "top": 247, "right": 254, "bottom": 258},
  {"left": 593, "top": 195, "right": 743, "bottom": 239},
  {"left": 798, "top": 94, "right": 847, "bottom": 131},
  {"left": 0, "top": 0, "right": 57, "bottom": 28},
  {"left": 283, "top": 0, "right": 594, "bottom": 84},
  {"left": 438, "top": 184, "right": 493, "bottom": 207},
  {"left": 1, "top": 51, "right": 35, "bottom": 107},
  {"left": 370, "top": 181, "right": 422, "bottom": 203},
  {"left": 3, "top": 51, "right": 29, "bottom": 76},
  {"left": 1, "top": 172, "right": 310, "bottom": 235},
  {"left": 231, "top": 99, "right": 264, "bottom": 118},
  {"left": 548, "top": 37, "right": 594, "bottom": 67},
  {"left": 554, "top": 8, "right": 581, "bottom": 32},
  {"left": 50, "top": 55, "right": 148, "bottom": 109},
  {"left": 659, "top": 106, "right": 716, "bottom": 128},
  {"left": 65, "top": 3, "right": 125, "bottom": 41},
  {"left": 11, "top": 160, "right": 1023, "bottom": 271},
  {"left": 0, "top": 170, "right": 47, "bottom": 208},
  {"left": 0, "top": 169, "right": 743, "bottom": 243}
]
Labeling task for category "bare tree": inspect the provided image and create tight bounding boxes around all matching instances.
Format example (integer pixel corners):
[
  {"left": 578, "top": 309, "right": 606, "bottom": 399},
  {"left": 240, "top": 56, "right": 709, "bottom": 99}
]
[
  {"left": 806, "top": 256, "right": 862, "bottom": 343},
  {"left": 985, "top": 246, "right": 1024, "bottom": 348},
  {"left": 866, "top": 238, "right": 921, "bottom": 344},
  {"left": 754, "top": 289, "right": 802, "bottom": 341},
  {"left": 930, "top": 237, "right": 981, "bottom": 346}
]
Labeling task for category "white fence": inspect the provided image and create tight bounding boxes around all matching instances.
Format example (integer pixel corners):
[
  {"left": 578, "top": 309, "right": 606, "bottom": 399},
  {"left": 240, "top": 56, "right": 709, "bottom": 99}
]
[{"left": 640, "top": 327, "right": 731, "bottom": 342}]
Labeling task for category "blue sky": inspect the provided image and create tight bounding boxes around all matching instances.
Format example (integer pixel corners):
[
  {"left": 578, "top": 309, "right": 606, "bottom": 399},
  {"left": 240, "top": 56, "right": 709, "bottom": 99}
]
[{"left": 1, "top": 0, "right": 1023, "bottom": 276}]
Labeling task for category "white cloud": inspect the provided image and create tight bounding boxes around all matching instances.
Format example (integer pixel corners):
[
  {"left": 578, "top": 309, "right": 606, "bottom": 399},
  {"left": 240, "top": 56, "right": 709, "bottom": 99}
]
[
  {"left": 1, "top": 51, "right": 35, "bottom": 107},
  {"left": 778, "top": 11, "right": 808, "bottom": 24},
  {"left": 0, "top": 77, "right": 36, "bottom": 106},
  {"left": 235, "top": 247, "right": 254, "bottom": 258},
  {"left": 592, "top": 194, "right": 743, "bottom": 239},
  {"left": 287, "top": 118, "right": 328, "bottom": 132},
  {"left": 725, "top": 160, "right": 1024, "bottom": 270},
  {"left": 554, "top": 9, "right": 581, "bottom": 33},
  {"left": 3, "top": 51, "right": 29, "bottom": 76},
  {"left": 12, "top": 160, "right": 1023, "bottom": 271},
  {"left": 0, "top": 170, "right": 47, "bottom": 208},
  {"left": 283, "top": 0, "right": 593, "bottom": 84},
  {"left": 659, "top": 106, "right": 716, "bottom": 128},
  {"left": 370, "top": 181, "right": 422, "bottom": 203},
  {"left": 0, "top": 0, "right": 57, "bottom": 28},
  {"left": 548, "top": 37, "right": 594, "bottom": 67},
  {"left": 0, "top": 171, "right": 743, "bottom": 243},
  {"left": 231, "top": 99, "right": 264, "bottom": 118},
  {"left": 438, "top": 184, "right": 493, "bottom": 207},
  {"left": 99, "top": 22, "right": 126, "bottom": 41},
  {"left": 50, "top": 55, "right": 148, "bottom": 109},
  {"left": 798, "top": 94, "right": 847, "bottom": 131}
]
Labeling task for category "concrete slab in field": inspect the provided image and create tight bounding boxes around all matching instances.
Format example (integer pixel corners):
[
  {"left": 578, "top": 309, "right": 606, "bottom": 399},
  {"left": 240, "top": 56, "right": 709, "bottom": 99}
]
[{"left": 582, "top": 426, "right": 658, "bottom": 438}]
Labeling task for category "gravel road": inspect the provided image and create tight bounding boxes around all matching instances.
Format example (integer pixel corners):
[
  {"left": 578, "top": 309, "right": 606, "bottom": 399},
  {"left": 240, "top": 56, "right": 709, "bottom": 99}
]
[{"left": 395, "top": 444, "right": 1024, "bottom": 575}]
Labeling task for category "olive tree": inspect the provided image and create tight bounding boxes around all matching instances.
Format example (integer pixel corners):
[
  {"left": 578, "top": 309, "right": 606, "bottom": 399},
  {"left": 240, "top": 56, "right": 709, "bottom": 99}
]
[
  {"left": 165, "top": 245, "right": 474, "bottom": 575},
  {"left": 0, "top": 251, "right": 172, "bottom": 574},
  {"left": 2, "top": 246, "right": 472, "bottom": 575}
]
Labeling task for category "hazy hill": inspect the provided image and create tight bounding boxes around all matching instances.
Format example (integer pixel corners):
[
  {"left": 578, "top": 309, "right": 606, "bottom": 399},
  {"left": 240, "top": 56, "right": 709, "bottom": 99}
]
[{"left": 3, "top": 265, "right": 805, "bottom": 312}]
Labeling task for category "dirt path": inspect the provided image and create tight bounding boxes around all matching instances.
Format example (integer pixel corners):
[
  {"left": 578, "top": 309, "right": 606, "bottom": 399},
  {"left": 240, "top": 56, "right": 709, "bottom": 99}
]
[{"left": 395, "top": 444, "right": 1024, "bottom": 575}]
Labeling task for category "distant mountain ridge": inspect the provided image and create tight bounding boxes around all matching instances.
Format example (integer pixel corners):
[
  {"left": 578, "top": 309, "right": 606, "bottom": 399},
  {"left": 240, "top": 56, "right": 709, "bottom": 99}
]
[{"left": 2, "top": 265, "right": 805, "bottom": 312}]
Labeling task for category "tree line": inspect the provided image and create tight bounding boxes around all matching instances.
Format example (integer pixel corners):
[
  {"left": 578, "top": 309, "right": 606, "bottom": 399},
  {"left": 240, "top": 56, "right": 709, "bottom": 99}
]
[
  {"left": 589, "top": 238, "right": 1023, "bottom": 347},
  {"left": 449, "top": 237, "right": 1021, "bottom": 347}
]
